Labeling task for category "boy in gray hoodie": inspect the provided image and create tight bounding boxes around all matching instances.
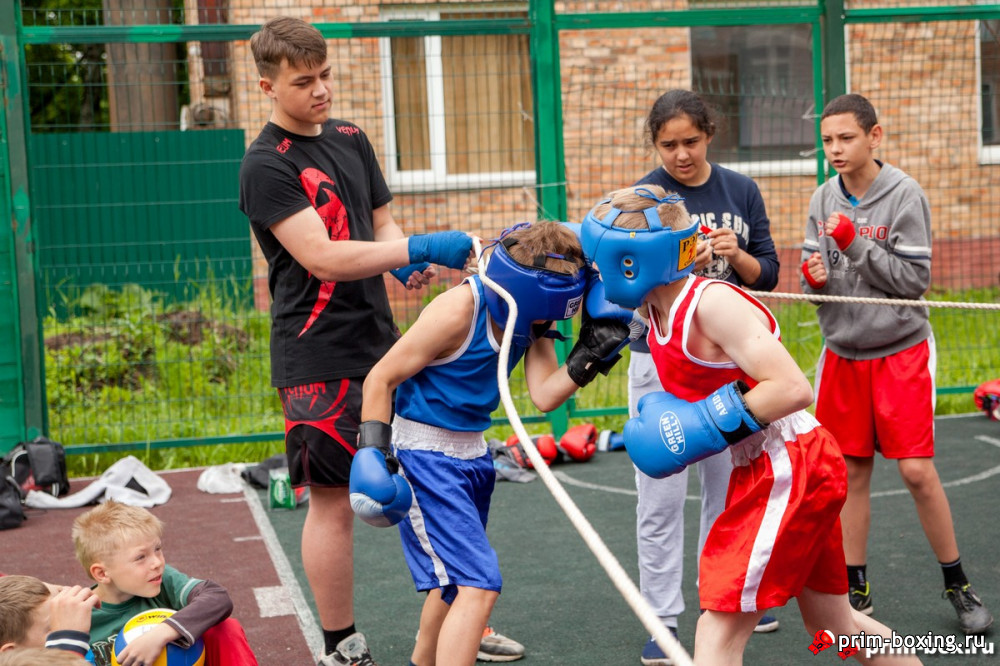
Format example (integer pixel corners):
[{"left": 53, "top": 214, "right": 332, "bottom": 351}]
[{"left": 800, "top": 93, "right": 992, "bottom": 636}]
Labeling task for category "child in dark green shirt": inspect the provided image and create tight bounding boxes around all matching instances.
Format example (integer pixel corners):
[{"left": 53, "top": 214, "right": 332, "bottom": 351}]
[{"left": 72, "top": 500, "right": 258, "bottom": 665}]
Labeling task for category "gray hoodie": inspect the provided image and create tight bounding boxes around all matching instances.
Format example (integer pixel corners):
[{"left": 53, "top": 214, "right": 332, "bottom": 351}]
[{"left": 800, "top": 162, "right": 932, "bottom": 360}]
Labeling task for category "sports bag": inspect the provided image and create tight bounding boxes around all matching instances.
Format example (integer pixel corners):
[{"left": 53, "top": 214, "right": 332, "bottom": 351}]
[
  {"left": 0, "top": 474, "right": 26, "bottom": 530},
  {"left": 1, "top": 436, "right": 70, "bottom": 497}
]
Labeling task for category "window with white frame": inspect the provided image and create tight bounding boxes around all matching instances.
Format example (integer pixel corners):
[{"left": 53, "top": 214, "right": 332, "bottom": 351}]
[
  {"left": 380, "top": 6, "right": 535, "bottom": 192},
  {"left": 690, "top": 24, "right": 816, "bottom": 175}
]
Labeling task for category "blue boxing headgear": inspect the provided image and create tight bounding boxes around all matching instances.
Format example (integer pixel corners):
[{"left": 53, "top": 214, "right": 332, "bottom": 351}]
[
  {"left": 580, "top": 188, "right": 698, "bottom": 309},
  {"left": 483, "top": 225, "right": 586, "bottom": 348}
]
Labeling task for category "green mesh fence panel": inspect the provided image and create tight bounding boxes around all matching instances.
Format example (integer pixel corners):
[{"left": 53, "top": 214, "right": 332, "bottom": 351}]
[
  {"left": 28, "top": 129, "right": 271, "bottom": 448},
  {"left": 5, "top": 1, "right": 998, "bottom": 455},
  {"left": 30, "top": 130, "right": 250, "bottom": 308}
]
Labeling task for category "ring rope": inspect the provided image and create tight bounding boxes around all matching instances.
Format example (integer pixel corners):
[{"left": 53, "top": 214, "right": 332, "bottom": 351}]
[
  {"left": 473, "top": 237, "right": 694, "bottom": 666},
  {"left": 747, "top": 290, "right": 1000, "bottom": 310}
]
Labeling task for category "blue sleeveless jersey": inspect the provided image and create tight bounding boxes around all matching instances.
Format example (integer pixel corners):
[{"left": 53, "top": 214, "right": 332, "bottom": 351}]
[{"left": 395, "top": 276, "right": 526, "bottom": 432}]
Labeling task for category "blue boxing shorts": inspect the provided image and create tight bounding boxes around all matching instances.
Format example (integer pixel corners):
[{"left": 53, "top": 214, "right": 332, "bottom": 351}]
[{"left": 392, "top": 416, "right": 501, "bottom": 603}]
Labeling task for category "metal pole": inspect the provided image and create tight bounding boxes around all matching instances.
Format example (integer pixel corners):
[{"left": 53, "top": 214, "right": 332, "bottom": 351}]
[
  {"left": 0, "top": 0, "right": 45, "bottom": 453},
  {"left": 529, "top": 0, "right": 572, "bottom": 438}
]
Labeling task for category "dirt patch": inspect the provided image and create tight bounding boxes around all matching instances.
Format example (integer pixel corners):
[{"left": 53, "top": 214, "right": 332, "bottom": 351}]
[
  {"left": 44, "top": 310, "right": 251, "bottom": 351},
  {"left": 159, "top": 310, "right": 250, "bottom": 349},
  {"left": 44, "top": 330, "right": 115, "bottom": 349}
]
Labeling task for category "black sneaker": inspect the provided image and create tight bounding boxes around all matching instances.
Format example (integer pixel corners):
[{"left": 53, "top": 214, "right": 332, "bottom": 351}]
[
  {"left": 640, "top": 627, "right": 679, "bottom": 666},
  {"left": 944, "top": 584, "right": 994, "bottom": 635},
  {"left": 849, "top": 581, "right": 874, "bottom": 616},
  {"left": 317, "top": 632, "right": 377, "bottom": 666}
]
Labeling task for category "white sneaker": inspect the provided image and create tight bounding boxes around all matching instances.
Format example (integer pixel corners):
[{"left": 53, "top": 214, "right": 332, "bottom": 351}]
[{"left": 477, "top": 626, "right": 525, "bottom": 662}]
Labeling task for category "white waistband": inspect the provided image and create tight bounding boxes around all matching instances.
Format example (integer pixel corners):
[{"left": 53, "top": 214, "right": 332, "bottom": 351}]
[
  {"left": 392, "top": 415, "right": 488, "bottom": 460},
  {"left": 729, "top": 411, "right": 819, "bottom": 467}
]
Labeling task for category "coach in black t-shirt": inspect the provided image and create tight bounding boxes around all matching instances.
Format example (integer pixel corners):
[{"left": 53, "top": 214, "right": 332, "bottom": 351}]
[{"left": 238, "top": 17, "right": 472, "bottom": 666}]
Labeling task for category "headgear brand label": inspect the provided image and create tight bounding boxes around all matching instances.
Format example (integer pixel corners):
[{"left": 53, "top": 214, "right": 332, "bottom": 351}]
[
  {"left": 564, "top": 294, "right": 583, "bottom": 318},
  {"left": 658, "top": 411, "right": 685, "bottom": 455},
  {"left": 678, "top": 235, "right": 697, "bottom": 271}
]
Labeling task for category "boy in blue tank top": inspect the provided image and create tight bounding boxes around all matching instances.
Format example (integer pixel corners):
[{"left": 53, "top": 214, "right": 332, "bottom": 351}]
[{"left": 348, "top": 221, "right": 643, "bottom": 666}]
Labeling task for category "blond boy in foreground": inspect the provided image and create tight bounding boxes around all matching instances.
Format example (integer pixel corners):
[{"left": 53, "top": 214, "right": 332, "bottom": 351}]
[{"left": 72, "top": 500, "right": 257, "bottom": 665}]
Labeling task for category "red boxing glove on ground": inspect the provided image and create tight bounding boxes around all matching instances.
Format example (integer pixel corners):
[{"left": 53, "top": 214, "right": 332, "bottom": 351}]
[
  {"left": 558, "top": 424, "right": 597, "bottom": 462},
  {"left": 829, "top": 213, "right": 855, "bottom": 250},
  {"left": 974, "top": 379, "right": 1000, "bottom": 420},
  {"left": 504, "top": 434, "right": 559, "bottom": 468}
]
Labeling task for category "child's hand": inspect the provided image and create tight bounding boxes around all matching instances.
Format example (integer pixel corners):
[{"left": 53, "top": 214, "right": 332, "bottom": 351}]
[
  {"left": 48, "top": 584, "right": 100, "bottom": 635},
  {"left": 823, "top": 212, "right": 855, "bottom": 250},
  {"left": 802, "top": 252, "right": 827, "bottom": 289},
  {"left": 822, "top": 212, "right": 842, "bottom": 235},
  {"left": 115, "top": 621, "right": 178, "bottom": 666},
  {"left": 705, "top": 227, "right": 741, "bottom": 260},
  {"left": 694, "top": 237, "right": 714, "bottom": 271}
]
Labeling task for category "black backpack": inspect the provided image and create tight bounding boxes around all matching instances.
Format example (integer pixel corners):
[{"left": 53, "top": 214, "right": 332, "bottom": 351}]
[
  {"left": 1, "top": 436, "right": 70, "bottom": 498},
  {"left": 0, "top": 474, "right": 26, "bottom": 530}
]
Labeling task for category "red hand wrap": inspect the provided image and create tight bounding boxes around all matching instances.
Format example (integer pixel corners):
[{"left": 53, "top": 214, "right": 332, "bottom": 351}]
[
  {"left": 801, "top": 258, "right": 826, "bottom": 289},
  {"left": 829, "top": 213, "right": 855, "bottom": 250}
]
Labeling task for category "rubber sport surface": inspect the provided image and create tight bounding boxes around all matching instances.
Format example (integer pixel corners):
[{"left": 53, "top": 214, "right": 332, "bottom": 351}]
[{"left": 2, "top": 413, "right": 997, "bottom": 664}]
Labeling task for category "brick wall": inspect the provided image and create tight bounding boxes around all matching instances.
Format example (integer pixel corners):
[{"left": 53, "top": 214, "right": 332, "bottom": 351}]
[{"left": 213, "top": 1, "right": 998, "bottom": 313}]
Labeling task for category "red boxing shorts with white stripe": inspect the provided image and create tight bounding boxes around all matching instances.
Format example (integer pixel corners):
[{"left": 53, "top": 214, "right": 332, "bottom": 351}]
[{"left": 698, "top": 412, "right": 849, "bottom": 613}]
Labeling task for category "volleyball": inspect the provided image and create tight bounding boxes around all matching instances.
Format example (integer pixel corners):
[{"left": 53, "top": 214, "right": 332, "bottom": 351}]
[{"left": 111, "top": 608, "right": 206, "bottom": 666}]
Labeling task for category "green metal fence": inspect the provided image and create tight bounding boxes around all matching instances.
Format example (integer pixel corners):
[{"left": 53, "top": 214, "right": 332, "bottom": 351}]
[
  {"left": 31, "top": 130, "right": 250, "bottom": 306},
  {"left": 1, "top": 0, "right": 998, "bottom": 455}
]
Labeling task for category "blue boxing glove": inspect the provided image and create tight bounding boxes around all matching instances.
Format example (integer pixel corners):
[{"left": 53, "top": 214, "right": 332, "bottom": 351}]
[
  {"left": 624, "top": 381, "right": 767, "bottom": 479},
  {"left": 408, "top": 231, "right": 472, "bottom": 270},
  {"left": 389, "top": 261, "right": 431, "bottom": 285},
  {"left": 349, "top": 421, "right": 413, "bottom": 527}
]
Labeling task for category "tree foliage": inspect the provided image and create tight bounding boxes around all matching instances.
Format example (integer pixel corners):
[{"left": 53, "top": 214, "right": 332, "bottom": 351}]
[
  {"left": 22, "top": 0, "right": 108, "bottom": 131},
  {"left": 20, "top": 0, "right": 187, "bottom": 132}
]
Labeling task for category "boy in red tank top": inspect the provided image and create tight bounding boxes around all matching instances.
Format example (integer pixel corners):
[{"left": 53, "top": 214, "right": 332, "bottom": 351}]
[{"left": 582, "top": 184, "right": 919, "bottom": 664}]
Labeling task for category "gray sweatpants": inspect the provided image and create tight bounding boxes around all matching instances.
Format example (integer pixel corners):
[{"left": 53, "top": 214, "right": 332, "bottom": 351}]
[{"left": 628, "top": 351, "right": 733, "bottom": 628}]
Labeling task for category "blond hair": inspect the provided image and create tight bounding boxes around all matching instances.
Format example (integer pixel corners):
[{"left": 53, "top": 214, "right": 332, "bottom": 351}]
[
  {"left": 0, "top": 576, "right": 50, "bottom": 647},
  {"left": 250, "top": 16, "right": 328, "bottom": 79},
  {"left": 592, "top": 184, "right": 690, "bottom": 231},
  {"left": 72, "top": 500, "right": 163, "bottom": 578},
  {"left": 495, "top": 221, "right": 585, "bottom": 275},
  {"left": 0, "top": 647, "right": 84, "bottom": 665}
]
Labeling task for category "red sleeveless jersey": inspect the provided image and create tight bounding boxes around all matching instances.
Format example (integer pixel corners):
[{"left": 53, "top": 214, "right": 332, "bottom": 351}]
[
  {"left": 644, "top": 278, "right": 849, "bottom": 612},
  {"left": 647, "top": 276, "right": 778, "bottom": 401}
]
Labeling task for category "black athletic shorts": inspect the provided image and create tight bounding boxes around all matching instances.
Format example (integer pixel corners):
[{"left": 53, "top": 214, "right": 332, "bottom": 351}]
[{"left": 278, "top": 377, "right": 363, "bottom": 488}]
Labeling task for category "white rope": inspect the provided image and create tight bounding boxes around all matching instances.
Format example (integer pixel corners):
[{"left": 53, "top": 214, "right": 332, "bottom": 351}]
[
  {"left": 473, "top": 237, "right": 694, "bottom": 666},
  {"left": 747, "top": 290, "right": 1000, "bottom": 310}
]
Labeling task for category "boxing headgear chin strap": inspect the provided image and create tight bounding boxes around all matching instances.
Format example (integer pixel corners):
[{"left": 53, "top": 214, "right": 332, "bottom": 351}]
[
  {"left": 482, "top": 226, "right": 586, "bottom": 348},
  {"left": 580, "top": 189, "right": 698, "bottom": 309}
]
